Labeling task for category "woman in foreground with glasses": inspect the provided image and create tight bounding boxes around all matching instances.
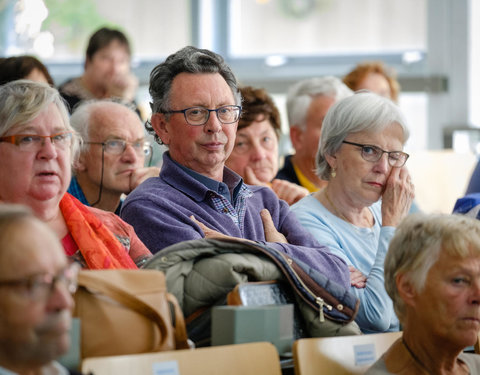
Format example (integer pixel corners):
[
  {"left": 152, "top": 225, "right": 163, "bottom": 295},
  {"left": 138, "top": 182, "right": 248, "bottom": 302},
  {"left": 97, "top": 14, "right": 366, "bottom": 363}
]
[
  {"left": 291, "top": 92, "right": 415, "bottom": 333},
  {"left": 0, "top": 80, "right": 152, "bottom": 269},
  {"left": 225, "top": 86, "right": 309, "bottom": 205}
]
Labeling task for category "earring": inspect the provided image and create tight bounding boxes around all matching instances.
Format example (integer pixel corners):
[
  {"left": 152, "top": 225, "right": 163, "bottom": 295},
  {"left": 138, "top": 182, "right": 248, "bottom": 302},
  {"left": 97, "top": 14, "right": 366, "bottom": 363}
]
[{"left": 331, "top": 168, "right": 336, "bottom": 178}]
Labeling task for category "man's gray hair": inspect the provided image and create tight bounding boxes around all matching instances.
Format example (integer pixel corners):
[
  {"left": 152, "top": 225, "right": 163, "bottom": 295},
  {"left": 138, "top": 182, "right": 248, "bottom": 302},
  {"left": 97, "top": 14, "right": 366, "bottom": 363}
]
[
  {"left": 0, "top": 80, "right": 79, "bottom": 163},
  {"left": 316, "top": 91, "right": 409, "bottom": 180},
  {"left": 146, "top": 46, "right": 241, "bottom": 145},
  {"left": 286, "top": 76, "right": 353, "bottom": 130}
]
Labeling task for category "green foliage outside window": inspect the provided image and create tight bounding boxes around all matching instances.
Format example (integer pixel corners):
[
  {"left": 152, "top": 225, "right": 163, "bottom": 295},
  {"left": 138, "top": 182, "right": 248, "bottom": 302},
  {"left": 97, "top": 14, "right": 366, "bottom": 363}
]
[{"left": 42, "top": 0, "right": 121, "bottom": 54}]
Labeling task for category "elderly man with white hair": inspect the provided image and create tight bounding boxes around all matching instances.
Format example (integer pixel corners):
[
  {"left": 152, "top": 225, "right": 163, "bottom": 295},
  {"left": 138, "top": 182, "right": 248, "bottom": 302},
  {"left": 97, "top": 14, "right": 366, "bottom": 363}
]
[{"left": 69, "top": 100, "right": 159, "bottom": 214}]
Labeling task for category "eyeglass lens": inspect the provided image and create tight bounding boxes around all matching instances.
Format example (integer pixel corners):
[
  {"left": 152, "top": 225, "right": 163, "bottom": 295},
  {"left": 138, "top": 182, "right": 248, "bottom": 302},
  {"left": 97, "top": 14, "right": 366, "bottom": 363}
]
[
  {"left": 361, "top": 146, "right": 407, "bottom": 167},
  {"left": 104, "top": 140, "right": 152, "bottom": 156},
  {"left": 185, "top": 106, "right": 240, "bottom": 125}
]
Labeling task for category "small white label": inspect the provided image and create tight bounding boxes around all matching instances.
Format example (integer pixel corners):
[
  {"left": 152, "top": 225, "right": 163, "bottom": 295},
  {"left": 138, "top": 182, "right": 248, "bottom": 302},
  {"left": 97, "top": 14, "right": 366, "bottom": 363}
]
[
  {"left": 152, "top": 360, "right": 180, "bottom": 375},
  {"left": 353, "top": 343, "right": 376, "bottom": 366}
]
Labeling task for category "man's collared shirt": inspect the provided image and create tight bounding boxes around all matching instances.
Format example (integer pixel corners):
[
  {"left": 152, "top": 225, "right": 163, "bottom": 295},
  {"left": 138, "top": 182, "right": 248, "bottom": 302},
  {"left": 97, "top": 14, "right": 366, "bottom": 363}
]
[{"left": 173, "top": 157, "right": 252, "bottom": 228}]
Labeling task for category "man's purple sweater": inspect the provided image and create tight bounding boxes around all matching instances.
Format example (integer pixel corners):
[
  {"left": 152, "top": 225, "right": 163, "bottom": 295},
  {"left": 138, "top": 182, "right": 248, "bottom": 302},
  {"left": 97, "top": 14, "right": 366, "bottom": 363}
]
[{"left": 121, "top": 153, "right": 350, "bottom": 289}]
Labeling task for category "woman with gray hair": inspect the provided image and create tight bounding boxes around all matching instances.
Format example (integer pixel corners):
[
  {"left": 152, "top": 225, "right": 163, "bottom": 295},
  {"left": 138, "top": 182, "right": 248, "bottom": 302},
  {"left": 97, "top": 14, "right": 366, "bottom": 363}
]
[
  {"left": 365, "top": 213, "right": 480, "bottom": 374},
  {"left": 0, "top": 80, "right": 151, "bottom": 269},
  {"left": 291, "top": 92, "right": 414, "bottom": 333}
]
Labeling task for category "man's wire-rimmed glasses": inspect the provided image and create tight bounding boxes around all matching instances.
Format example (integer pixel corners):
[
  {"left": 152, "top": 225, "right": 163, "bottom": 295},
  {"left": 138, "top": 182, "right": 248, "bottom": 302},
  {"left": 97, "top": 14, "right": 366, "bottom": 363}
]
[
  {"left": 0, "top": 262, "right": 80, "bottom": 302},
  {"left": 161, "top": 105, "right": 242, "bottom": 126},
  {"left": 87, "top": 139, "right": 153, "bottom": 167},
  {"left": 0, "top": 132, "right": 73, "bottom": 152},
  {"left": 86, "top": 139, "right": 153, "bottom": 206},
  {"left": 342, "top": 140, "right": 409, "bottom": 167}
]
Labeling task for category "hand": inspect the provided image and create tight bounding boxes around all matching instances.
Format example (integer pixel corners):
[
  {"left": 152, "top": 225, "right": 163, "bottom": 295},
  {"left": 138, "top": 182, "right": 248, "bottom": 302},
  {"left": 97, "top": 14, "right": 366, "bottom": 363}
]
[
  {"left": 244, "top": 167, "right": 308, "bottom": 206},
  {"left": 244, "top": 166, "right": 270, "bottom": 187},
  {"left": 106, "top": 72, "right": 139, "bottom": 102},
  {"left": 260, "top": 209, "right": 288, "bottom": 243},
  {"left": 349, "top": 266, "right": 367, "bottom": 288},
  {"left": 191, "top": 210, "right": 288, "bottom": 244},
  {"left": 270, "top": 179, "right": 309, "bottom": 205},
  {"left": 381, "top": 166, "right": 415, "bottom": 227},
  {"left": 129, "top": 166, "right": 160, "bottom": 192},
  {"left": 190, "top": 215, "right": 251, "bottom": 242}
]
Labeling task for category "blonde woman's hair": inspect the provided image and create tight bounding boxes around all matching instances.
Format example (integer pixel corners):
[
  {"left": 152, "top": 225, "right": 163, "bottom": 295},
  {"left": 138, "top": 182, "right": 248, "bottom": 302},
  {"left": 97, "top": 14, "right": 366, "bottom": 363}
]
[{"left": 384, "top": 213, "right": 480, "bottom": 321}]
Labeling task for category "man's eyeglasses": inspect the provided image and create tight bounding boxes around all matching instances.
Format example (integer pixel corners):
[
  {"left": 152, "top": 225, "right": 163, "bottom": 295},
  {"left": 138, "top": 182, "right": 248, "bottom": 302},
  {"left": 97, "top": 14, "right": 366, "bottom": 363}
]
[
  {"left": 0, "top": 132, "right": 73, "bottom": 152},
  {"left": 88, "top": 139, "right": 153, "bottom": 166},
  {"left": 0, "top": 262, "right": 80, "bottom": 302},
  {"left": 161, "top": 105, "right": 242, "bottom": 126},
  {"left": 342, "top": 140, "right": 409, "bottom": 168},
  {"left": 87, "top": 139, "right": 153, "bottom": 164}
]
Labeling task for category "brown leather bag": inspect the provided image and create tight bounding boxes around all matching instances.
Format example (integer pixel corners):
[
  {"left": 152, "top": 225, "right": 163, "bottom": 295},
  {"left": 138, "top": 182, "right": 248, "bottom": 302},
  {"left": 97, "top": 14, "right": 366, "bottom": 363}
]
[{"left": 73, "top": 269, "right": 189, "bottom": 359}]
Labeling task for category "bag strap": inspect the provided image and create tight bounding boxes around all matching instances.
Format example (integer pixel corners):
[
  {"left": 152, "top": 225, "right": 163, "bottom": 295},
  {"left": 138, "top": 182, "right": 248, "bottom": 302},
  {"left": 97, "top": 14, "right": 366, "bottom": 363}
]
[
  {"left": 78, "top": 273, "right": 169, "bottom": 350},
  {"left": 167, "top": 293, "right": 190, "bottom": 349}
]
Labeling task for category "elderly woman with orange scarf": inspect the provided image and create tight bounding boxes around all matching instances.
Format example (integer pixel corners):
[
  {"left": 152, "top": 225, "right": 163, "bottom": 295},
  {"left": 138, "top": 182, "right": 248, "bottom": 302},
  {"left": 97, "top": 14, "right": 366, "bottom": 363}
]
[{"left": 0, "top": 80, "right": 151, "bottom": 269}]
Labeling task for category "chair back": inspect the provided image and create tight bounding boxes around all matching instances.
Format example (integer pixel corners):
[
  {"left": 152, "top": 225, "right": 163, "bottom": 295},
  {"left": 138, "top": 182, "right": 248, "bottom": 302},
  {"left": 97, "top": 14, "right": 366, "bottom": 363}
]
[
  {"left": 407, "top": 149, "right": 477, "bottom": 213},
  {"left": 292, "top": 331, "right": 402, "bottom": 375},
  {"left": 82, "top": 341, "right": 282, "bottom": 375}
]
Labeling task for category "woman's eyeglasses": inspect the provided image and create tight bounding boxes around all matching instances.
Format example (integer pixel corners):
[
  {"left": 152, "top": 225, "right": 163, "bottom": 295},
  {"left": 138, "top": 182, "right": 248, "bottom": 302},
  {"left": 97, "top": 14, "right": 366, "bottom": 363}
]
[
  {"left": 0, "top": 132, "right": 73, "bottom": 151},
  {"left": 342, "top": 140, "right": 409, "bottom": 167}
]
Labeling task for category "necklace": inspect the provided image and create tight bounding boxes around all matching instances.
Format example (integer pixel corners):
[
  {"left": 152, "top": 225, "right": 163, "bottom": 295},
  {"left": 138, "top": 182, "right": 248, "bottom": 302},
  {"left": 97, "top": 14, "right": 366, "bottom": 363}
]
[
  {"left": 401, "top": 338, "right": 432, "bottom": 374},
  {"left": 323, "top": 189, "right": 351, "bottom": 223}
]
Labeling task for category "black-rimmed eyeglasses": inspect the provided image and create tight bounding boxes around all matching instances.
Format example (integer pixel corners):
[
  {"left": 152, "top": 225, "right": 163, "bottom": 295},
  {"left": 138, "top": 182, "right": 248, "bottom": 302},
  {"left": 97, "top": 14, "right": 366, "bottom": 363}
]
[
  {"left": 161, "top": 105, "right": 242, "bottom": 126},
  {"left": 342, "top": 140, "right": 409, "bottom": 168}
]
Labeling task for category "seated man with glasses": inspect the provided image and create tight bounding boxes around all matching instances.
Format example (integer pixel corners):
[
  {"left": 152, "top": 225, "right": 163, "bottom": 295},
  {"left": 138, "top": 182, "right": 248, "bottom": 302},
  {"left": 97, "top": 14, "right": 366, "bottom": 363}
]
[
  {"left": 291, "top": 92, "right": 415, "bottom": 333},
  {"left": 69, "top": 100, "right": 160, "bottom": 214},
  {"left": 0, "top": 204, "right": 80, "bottom": 375},
  {"left": 120, "top": 46, "right": 352, "bottom": 296}
]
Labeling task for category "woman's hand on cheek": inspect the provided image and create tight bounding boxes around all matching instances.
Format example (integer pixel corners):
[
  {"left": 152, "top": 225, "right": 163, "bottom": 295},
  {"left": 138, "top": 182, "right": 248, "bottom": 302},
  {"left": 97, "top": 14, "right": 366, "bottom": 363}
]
[{"left": 381, "top": 166, "right": 415, "bottom": 227}]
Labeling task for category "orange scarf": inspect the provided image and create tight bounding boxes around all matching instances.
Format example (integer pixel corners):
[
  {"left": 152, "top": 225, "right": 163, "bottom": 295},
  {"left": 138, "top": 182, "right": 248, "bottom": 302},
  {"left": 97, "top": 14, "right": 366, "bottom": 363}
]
[{"left": 59, "top": 193, "right": 137, "bottom": 269}]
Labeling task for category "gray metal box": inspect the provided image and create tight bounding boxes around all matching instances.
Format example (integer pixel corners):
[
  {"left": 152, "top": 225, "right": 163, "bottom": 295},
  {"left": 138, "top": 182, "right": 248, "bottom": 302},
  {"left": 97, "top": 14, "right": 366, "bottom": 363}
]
[{"left": 211, "top": 305, "right": 294, "bottom": 354}]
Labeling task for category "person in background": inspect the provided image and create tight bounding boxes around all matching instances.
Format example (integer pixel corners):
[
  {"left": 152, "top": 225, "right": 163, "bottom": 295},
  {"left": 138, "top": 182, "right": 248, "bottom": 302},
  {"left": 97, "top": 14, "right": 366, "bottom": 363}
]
[
  {"left": 0, "top": 80, "right": 151, "bottom": 269},
  {"left": 69, "top": 100, "right": 160, "bottom": 214},
  {"left": 276, "top": 76, "right": 352, "bottom": 192},
  {"left": 343, "top": 61, "right": 400, "bottom": 103},
  {"left": 291, "top": 92, "right": 415, "bottom": 333},
  {"left": 225, "top": 86, "right": 308, "bottom": 205},
  {"left": 58, "top": 27, "right": 138, "bottom": 113},
  {"left": 365, "top": 213, "right": 480, "bottom": 374},
  {"left": 121, "top": 46, "right": 352, "bottom": 298},
  {"left": 0, "top": 204, "right": 79, "bottom": 375},
  {"left": 0, "top": 55, "right": 54, "bottom": 86}
]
